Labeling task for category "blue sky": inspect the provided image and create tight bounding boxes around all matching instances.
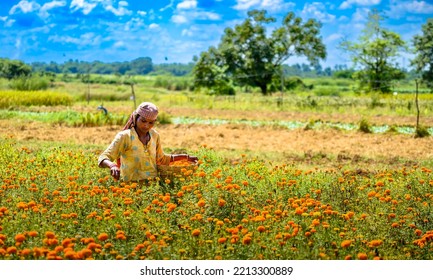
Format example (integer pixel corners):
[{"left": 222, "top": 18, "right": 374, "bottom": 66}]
[{"left": 0, "top": 0, "right": 432, "bottom": 68}]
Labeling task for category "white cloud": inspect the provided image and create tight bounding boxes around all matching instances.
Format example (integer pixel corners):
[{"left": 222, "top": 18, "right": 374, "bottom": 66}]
[
  {"left": 233, "top": 0, "right": 294, "bottom": 13},
  {"left": 124, "top": 17, "right": 145, "bottom": 31},
  {"left": 260, "top": 0, "right": 295, "bottom": 12},
  {"left": 301, "top": 3, "right": 336, "bottom": 23},
  {"left": 149, "top": 23, "right": 160, "bottom": 29},
  {"left": 160, "top": 0, "right": 175, "bottom": 12},
  {"left": 194, "top": 11, "right": 221, "bottom": 20},
  {"left": 339, "top": 0, "right": 381, "bottom": 10},
  {"left": 49, "top": 32, "right": 101, "bottom": 47},
  {"left": 70, "top": 0, "right": 97, "bottom": 15},
  {"left": 177, "top": 0, "right": 198, "bottom": 10},
  {"left": 388, "top": 0, "right": 433, "bottom": 19},
  {"left": 104, "top": 1, "right": 132, "bottom": 16},
  {"left": 352, "top": 7, "right": 369, "bottom": 22},
  {"left": 39, "top": 1, "right": 67, "bottom": 18},
  {"left": 171, "top": 14, "right": 188, "bottom": 24},
  {"left": 9, "top": 0, "right": 41, "bottom": 14},
  {"left": 137, "top": 10, "right": 147, "bottom": 17},
  {"left": 325, "top": 33, "right": 343, "bottom": 44},
  {"left": 233, "top": 0, "right": 261, "bottom": 11},
  {"left": 113, "top": 41, "right": 125, "bottom": 48}
]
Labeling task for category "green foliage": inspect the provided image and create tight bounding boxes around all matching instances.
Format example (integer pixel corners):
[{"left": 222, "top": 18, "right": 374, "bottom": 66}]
[
  {"left": 0, "top": 58, "right": 32, "bottom": 80},
  {"left": 359, "top": 118, "right": 372, "bottom": 133},
  {"left": 74, "top": 112, "right": 128, "bottom": 127},
  {"left": 157, "top": 111, "right": 172, "bottom": 125},
  {"left": 340, "top": 9, "right": 407, "bottom": 93},
  {"left": 9, "top": 75, "right": 50, "bottom": 91},
  {"left": 412, "top": 19, "right": 433, "bottom": 92},
  {"left": 415, "top": 125, "right": 430, "bottom": 138},
  {"left": 154, "top": 76, "right": 192, "bottom": 91},
  {"left": 193, "top": 9, "right": 326, "bottom": 95}
]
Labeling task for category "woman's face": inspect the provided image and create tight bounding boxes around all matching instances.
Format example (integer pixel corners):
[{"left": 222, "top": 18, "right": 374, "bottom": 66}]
[{"left": 135, "top": 115, "right": 156, "bottom": 134}]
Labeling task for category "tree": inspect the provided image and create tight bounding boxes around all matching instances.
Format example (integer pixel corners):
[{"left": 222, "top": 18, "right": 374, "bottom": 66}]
[
  {"left": 412, "top": 18, "right": 433, "bottom": 91},
  {"left": 193, "top": 9, "right": 326, "bottom": 95},
  {"left": 0, "top": 58, "right": 32, "bottom": 79},
  {"left": 339, "top": 9, "right": 406, "bottom": 93}
]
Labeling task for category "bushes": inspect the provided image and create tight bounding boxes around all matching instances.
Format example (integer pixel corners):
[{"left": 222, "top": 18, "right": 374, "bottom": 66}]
[{"left": 9, "top": 76, "right": 50, "bottom": 91}]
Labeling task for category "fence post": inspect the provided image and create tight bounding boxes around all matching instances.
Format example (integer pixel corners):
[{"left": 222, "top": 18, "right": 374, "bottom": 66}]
[{"left": 415, "top": 79, "right": 420, "bottom": 131}]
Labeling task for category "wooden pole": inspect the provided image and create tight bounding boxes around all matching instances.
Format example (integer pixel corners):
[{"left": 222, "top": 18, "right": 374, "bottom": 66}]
[{"left": 415, "top": 79, "right": 420, "bottom": 131}]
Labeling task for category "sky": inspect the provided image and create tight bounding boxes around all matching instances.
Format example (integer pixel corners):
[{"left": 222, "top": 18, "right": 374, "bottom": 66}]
[{"left": 0, "top": 0, "right": 432, "bottom": 68}]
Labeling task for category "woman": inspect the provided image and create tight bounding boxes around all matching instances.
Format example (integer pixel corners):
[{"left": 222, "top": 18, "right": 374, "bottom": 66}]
[{"left": 98, "top": 102, "right": 198, "bottom": 182}]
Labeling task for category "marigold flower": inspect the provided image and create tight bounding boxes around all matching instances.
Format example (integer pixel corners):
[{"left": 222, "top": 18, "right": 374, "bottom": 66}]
[
  {"left": 257, "top": 226, "right": 266, "bottom": 233},
  {"left": 341, "top": 240, "right": 352, "bottom": 248},
  {"left": 358, "top": 253, "right": 368, "bottom": 260},
  {"left": 192, "top": 229, "right": 200, "bottom": 237},
  {"left": 218, "top": 198, "right": 226, "bottom": 207},
  {"left": 98, "top": 233, "right": 109, "bottom": 242},
  {"left": 242, "top": 235, "right": 252, "bottom": 245},
  {"left": 7, "top": 246, "right": 17, "bottom": 255},
  {"left": 218, "top": 237, "right": 227, "bottom": 244},
  {"left": 15, "top": 234, "right": 26, "bottom": 243},
  {"left": 45, "top": 231, "right": 55, "bottom": 239},
  {"left": 197, "top": 200, "right": 206, "bottom": 207},
  {"left": 20, "top": 248, "right": 32, "bottom": 256}
]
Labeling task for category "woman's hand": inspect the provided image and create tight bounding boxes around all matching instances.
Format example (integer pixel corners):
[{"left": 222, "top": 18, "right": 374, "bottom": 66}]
[{"left": 110, "top": 165, "right": 120, "bottom": 180}]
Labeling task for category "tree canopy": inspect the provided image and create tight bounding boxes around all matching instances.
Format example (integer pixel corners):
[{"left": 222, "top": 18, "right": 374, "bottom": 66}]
[
  {"left": 193, "top": 9, "right": 326, "bottom": 95},
  {"left": 339, "top": 9, "right": 406, "bottom": 93},
  {"left": 0, "top": 58, "right": 32, "bottom": 80},
  {"left": 412, "top": 18, "right": 433, "bottom": 91}
]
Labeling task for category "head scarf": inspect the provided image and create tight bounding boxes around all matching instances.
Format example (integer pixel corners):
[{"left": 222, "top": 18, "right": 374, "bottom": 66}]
[
  {"left": 123, "top": 102, "right": 158, "bottom": 130},
  {"left": 117, "top": 102, "right": 159, "bottom": 168}
]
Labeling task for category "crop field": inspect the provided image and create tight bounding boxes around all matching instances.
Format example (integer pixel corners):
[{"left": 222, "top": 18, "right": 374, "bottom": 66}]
[{"left": 1, "top": 81, "right": 433, "bottom": 260}]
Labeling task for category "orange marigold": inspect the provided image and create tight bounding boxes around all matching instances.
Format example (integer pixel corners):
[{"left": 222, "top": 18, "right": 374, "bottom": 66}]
[
  {"left": 45, "top": 231, "right": 55, "bottom": 239},
  {"left": 242, "top": 235, "right": 252, "bottom": 245},
  {"left": 341, "top": 240, "right": 352, "bottom": 248},
  {"left": 218, "top": 237, "right": 227, "bottom": 244},
  {"left": 368, "top": 240, "right": 383, "bottom": 247},
  {"left": 98, "top": 233, "right": 109, "bottom": 242},
  {"left": 192, "top": 229, "right": 200, "bottom": 237},
  {"left": 358, "top": 253, "right": 368, "bottom": 260},
  {"left": 15, "top": 234, "right": 26, "bottom": 243}
]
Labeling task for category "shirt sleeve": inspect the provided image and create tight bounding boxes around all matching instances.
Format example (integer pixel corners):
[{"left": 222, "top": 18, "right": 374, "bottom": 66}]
[{"left": 98, "top": 131, "right": 128, "bottom": 167}]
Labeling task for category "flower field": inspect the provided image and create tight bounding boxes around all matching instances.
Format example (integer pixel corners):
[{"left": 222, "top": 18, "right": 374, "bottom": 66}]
[{"left": 1, "top": 137, "right": 432, "bottom": 260}]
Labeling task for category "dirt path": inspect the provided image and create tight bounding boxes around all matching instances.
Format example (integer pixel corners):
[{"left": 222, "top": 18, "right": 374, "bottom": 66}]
[{"left": 1, "top": 119, "right": 431, "bottom": 167}]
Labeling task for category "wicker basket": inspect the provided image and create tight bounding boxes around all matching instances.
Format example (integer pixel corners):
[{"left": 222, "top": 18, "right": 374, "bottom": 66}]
[{"left": 157, "top": 163, "right": 198, "bottom": 181}]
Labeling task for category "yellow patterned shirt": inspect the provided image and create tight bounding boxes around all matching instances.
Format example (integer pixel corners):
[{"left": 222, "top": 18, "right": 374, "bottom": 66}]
[{"left": 98, "top": 128, "right": 171, "bottom": 181}]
